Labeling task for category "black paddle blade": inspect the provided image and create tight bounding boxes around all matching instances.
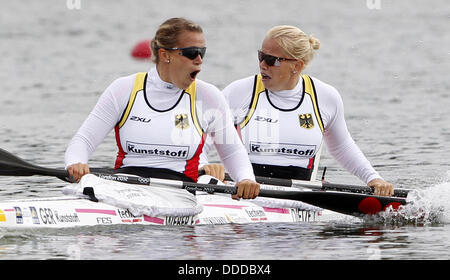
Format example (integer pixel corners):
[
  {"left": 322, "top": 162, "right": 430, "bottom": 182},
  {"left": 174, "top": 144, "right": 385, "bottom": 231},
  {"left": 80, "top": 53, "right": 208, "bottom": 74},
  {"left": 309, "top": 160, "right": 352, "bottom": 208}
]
[
  {"left": 0, "top": 148, "right": 40, "bottom": 176},
  {"left": 0, "top": 148, "right": 69, "bottom": 180}
]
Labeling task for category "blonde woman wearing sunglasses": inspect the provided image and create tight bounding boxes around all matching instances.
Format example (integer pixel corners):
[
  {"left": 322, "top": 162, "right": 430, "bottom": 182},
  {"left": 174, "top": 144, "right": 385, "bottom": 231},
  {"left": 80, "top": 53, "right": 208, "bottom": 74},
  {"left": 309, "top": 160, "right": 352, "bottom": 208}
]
[
  {"left": 65, "top": 18, "right": 260, "bottom": 199},
  {"left": 201, "top": 25, "right": 393, "bottom": 197}
]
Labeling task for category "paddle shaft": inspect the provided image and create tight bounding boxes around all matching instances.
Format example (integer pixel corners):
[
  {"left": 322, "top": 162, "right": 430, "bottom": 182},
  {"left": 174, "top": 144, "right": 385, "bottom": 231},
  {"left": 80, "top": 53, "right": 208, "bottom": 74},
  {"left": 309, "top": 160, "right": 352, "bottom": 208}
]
[{"left": 224, "top": 174, "right": 409, "bottom": 198}]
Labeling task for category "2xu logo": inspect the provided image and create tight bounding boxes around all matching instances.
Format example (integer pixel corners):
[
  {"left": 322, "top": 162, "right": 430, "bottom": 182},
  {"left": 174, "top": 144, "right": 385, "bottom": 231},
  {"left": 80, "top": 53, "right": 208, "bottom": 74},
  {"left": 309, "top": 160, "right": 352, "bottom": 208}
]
[
  {"left": 130, "top": 115, "right": 151, "bottom": 123},
  {"left": 255, "top": 116, "right": 278, "bottom": 123}
]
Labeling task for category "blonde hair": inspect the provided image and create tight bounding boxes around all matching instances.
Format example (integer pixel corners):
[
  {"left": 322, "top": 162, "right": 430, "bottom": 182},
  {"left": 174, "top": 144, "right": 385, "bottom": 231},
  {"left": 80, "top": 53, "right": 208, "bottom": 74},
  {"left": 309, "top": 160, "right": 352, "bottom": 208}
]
[
  {"left": 150, "top": 18, "right": 203, "bottom": 64},
  {"left": 266, "top": 25, "right": 320, "bottom": 68}
]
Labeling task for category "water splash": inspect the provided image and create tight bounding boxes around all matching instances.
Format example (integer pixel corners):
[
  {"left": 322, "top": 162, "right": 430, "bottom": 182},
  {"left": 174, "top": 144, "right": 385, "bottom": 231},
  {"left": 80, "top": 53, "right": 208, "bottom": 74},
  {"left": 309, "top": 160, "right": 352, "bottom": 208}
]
[{"left": 373, "top": 181, "right": 450, "bottom": 225}]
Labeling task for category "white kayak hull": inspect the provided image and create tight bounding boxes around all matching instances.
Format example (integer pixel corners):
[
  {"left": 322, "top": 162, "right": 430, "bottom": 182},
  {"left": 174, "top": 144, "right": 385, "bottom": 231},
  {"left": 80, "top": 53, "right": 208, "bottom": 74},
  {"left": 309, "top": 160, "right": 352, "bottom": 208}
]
[{"left": 0, "top": 193, "right": 347, "bottom": 229}]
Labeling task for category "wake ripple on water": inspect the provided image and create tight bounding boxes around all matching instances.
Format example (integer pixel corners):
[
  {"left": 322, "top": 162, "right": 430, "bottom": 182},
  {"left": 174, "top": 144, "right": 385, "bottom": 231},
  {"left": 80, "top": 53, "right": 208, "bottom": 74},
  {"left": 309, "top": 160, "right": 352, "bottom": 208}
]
[{"left": 371, "top": 181, "right": 450, "bottom": 225}]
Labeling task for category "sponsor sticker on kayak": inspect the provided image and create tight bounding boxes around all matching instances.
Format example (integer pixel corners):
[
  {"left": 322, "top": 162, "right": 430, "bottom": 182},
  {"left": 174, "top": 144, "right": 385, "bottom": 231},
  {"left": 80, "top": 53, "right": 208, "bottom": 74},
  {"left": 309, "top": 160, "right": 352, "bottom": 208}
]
[{"left": 244, "top": 207, "right": 268, "bottom": 222}]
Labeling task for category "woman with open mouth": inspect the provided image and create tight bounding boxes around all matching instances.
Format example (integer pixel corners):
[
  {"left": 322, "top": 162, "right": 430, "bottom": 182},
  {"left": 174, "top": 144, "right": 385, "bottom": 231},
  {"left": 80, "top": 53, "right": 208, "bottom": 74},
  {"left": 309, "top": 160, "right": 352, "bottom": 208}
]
[
  {"left": 201, "top": 25, "right": 394, "bottom": 197},
  {"left": 64, "top": 17, "right": 259, "bottom": 200}
]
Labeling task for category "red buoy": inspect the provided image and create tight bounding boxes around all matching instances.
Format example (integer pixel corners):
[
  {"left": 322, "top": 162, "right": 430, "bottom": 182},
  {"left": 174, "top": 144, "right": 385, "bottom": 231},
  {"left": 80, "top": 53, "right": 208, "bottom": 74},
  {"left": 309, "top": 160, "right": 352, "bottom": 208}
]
[{"left": 131, "top": 40, "right": 152, "bottom": 59}]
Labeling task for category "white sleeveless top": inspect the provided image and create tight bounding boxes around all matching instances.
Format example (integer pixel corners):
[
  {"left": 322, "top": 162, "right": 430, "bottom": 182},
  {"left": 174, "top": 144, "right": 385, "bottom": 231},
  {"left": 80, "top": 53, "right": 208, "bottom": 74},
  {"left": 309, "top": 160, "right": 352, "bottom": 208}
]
[
  {"left": 238, "top": 74, "right": 323, "bottom": 169},
  {"left": 115, "top": 72, "right": 205, "bottom": 180}
]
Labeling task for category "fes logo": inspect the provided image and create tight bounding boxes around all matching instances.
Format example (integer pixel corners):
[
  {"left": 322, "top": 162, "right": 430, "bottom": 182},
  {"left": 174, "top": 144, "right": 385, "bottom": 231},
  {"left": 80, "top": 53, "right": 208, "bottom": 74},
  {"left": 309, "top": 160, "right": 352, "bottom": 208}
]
[
  {"left": 299, "top": 114, "right": 314, "bottom": 129},
  {"left": 175, "top": 114, "right": 190, "bottom": 130}
]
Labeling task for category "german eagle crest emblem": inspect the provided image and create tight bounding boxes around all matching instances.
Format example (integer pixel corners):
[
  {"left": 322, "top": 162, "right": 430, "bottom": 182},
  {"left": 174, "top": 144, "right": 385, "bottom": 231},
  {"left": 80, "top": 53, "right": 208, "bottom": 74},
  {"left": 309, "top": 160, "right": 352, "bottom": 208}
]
[
  {"left": 175, "top": 113, "right": 190, "bottom": 129},
  {"left": 299, "top": 113, "right": 314, "bottom": 129}
]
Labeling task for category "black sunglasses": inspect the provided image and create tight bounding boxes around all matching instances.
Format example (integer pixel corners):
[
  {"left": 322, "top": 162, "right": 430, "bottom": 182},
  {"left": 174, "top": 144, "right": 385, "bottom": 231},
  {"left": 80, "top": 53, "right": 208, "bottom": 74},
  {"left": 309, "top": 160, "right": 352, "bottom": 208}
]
[
  {"left": 258, "top": 50, "right": 297, "bottom": 66},
  {"left": 163, "top": 46, "right": 207, "bottom": 60}
]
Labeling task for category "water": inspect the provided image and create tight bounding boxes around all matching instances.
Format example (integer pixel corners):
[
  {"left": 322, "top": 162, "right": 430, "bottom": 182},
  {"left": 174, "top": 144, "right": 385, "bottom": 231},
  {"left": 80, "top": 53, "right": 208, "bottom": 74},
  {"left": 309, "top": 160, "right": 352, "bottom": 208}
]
[{"left": 0, "top": 0, "right": 449, "bottom": 260}]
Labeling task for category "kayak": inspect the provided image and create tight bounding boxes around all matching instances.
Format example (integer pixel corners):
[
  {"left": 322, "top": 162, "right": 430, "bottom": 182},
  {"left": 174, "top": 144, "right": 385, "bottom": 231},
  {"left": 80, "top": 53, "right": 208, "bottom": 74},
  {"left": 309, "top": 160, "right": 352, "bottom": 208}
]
[
  {"left": 0, "top": 148, "right": 408, "bottom": 229},
  {"left": 0, "top": 191, "right": 347, "bottom": 229}
]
